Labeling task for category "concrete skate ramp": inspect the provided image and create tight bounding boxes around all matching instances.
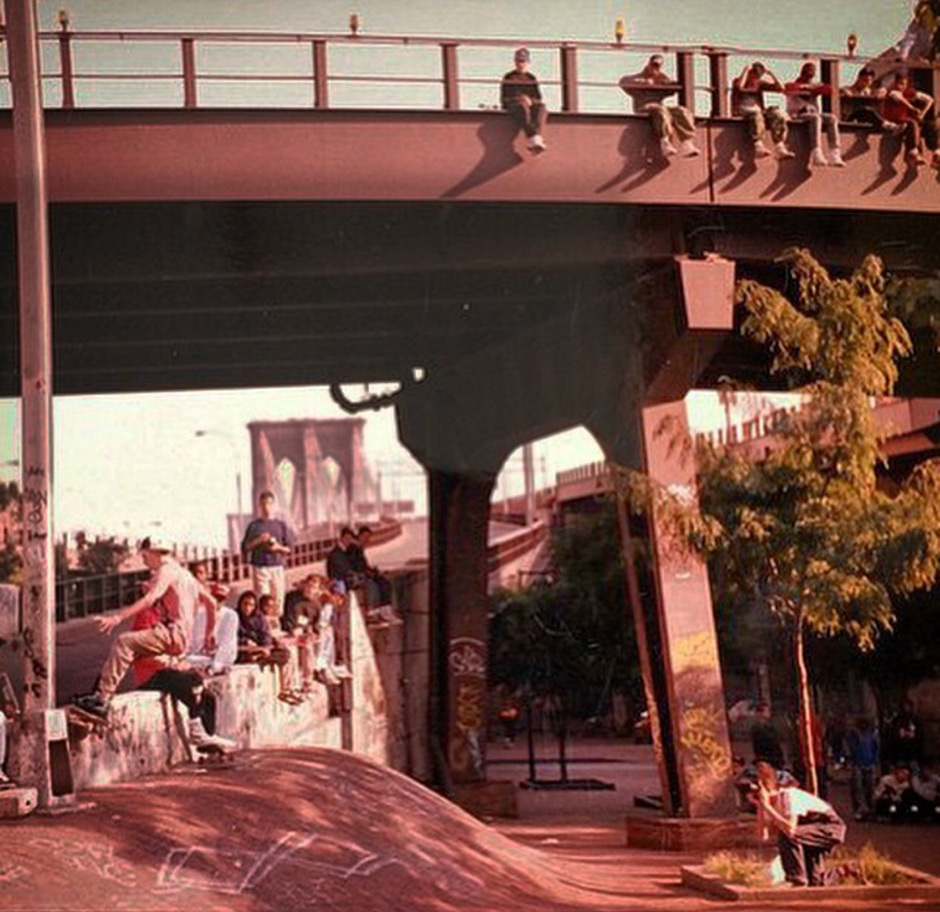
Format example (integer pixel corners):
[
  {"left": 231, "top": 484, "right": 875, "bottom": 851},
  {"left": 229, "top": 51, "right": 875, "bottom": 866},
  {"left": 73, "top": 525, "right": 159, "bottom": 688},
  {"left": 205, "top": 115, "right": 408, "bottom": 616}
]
[{"left": 2, "top": 747, "right": 656, "bottom": 912}]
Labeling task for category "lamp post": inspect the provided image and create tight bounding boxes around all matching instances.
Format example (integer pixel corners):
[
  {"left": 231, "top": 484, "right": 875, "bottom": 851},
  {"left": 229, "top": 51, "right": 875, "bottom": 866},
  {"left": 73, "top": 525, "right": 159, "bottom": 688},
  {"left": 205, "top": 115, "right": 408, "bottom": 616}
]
[{"left": 194, "top": 429, "right": 244, "bottom": 548}]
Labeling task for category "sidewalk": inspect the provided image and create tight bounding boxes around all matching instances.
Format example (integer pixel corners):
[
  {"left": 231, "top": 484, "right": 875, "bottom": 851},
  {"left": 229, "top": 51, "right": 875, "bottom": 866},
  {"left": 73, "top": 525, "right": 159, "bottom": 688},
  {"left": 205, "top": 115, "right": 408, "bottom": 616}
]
[{"left": 4, "top": 745, "right": 939, "bottom": 912}]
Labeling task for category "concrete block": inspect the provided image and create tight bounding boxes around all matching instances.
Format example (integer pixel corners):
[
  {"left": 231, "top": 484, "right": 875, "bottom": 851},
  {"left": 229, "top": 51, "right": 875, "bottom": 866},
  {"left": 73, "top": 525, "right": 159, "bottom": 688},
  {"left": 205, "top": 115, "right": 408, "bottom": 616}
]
[{"left": 0, "top": 786, "right": 38, "bottom": 818}]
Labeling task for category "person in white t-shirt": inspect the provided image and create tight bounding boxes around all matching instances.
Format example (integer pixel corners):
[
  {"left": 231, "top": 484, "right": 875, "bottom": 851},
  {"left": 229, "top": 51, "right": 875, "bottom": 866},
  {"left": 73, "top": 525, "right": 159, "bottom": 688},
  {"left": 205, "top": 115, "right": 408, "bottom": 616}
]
[
  {"left": 751, "top": 759, "right": 846, "bottom": 887},
  {"left": 75, "top": 537, "right": 215, "bottom": 719}
]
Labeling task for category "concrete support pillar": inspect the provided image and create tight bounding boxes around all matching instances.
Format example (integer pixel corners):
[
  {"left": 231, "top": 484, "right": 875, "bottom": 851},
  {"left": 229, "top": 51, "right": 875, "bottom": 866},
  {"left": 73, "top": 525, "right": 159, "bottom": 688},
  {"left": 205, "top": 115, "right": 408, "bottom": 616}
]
[
  {"left": 641, "top": 400, "right": 737, "bottom": 818},
  {"left": 428, "top": 468, "right": 496, "bottom": 788}
]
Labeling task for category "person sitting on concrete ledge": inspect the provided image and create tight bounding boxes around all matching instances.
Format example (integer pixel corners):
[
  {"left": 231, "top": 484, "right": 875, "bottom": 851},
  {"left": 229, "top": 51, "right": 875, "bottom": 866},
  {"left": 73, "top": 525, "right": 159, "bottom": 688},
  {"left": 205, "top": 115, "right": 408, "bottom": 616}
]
[
  {"left": 129, "top": 605, "right": 234, "bottom": 753},
  {"left": 500, "top": 47, "right": 547, "bottom": 154},
  {"left": 732, "top": 61, "right": 794, "bottom": 160},
  {"left": 751, "top": 759, "right": 846, "bottom": 887},
  {"left": 353, "top": 526, "right": 401, "bottom": 626},
  {"left": 187, "top": 560, "right": 238, "bottom": 675},
  {"left": 784, "top": 62, "right": 844, "bottom": 167},
  {"left": 619, "top": 53, "right": 701, "bottom": 159},
  {"left": 883, "top": 72, "right": 940, "bottom": 168},
  {"left": 235, "top": 590, "right": 302, "bottom": 705}
]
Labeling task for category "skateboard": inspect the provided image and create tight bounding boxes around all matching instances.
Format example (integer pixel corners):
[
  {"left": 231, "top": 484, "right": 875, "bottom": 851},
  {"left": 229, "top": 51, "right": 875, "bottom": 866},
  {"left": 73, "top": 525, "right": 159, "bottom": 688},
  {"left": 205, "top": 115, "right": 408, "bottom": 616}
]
[
  {"left": 194, "top": 743, "right": 236, "bottom": 766},
  {"left": 66, "top": 704, "right": 109, "bottom": 741}
]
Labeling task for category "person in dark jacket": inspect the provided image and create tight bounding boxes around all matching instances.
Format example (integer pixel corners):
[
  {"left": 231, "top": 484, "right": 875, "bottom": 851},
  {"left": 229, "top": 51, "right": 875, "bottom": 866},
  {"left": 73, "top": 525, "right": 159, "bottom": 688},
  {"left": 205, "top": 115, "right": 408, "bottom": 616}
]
[{"left": 500, "top": 47, "right": 547, "bottom": 153}]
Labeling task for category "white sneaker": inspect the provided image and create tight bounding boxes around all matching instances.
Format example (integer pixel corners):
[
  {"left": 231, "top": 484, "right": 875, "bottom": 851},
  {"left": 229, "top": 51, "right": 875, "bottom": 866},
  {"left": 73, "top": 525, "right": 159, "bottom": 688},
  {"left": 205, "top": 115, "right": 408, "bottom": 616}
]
[
  {"left": 332, "top": 664, "right": 353, "bottom": 680},
  {"left": 775, "top": 142, "right": 796, "bottom": 160},
  {"left": 528, "top": 134, "right": 546, "bottom": 152},
  {"left": 753, "top": 139, "right": 771, "bottom": 158},
  {"left": 809, "top": 148, "right": 827, "bottom": 168},
  {"left": 678, "top": 139, "right": 701, "bottom": 158},
  {"left": 189, "top": 717, "right": 235, "bottom": 752},
  {"left": 829, "top": 149, "right": 846, "bottom": 167},
  {"left": 660, "top": 137, "right": 678, "bottom": 157},
  {"left": 378, "top": 604, "right": 403, "bottom": 626}
]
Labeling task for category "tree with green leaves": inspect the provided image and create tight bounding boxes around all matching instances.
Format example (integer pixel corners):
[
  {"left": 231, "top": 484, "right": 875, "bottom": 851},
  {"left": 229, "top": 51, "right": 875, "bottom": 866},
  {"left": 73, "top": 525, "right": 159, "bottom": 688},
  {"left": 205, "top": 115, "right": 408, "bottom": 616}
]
[{"left": 628, "top": 249, "right": 940, "bottom": 794}]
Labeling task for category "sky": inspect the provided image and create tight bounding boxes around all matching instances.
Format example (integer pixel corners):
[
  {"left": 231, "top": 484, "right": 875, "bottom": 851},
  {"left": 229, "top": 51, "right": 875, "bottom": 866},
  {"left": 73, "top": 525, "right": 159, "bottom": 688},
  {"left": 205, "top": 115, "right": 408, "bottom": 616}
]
[{"left": 0, "top": 1, "right": 916, "bottom": 547}]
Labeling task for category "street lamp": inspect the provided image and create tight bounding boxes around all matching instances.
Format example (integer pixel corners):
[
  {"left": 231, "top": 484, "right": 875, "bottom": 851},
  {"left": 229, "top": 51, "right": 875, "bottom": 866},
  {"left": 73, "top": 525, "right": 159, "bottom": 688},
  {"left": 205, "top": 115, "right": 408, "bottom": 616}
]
[{"left": 194, "top": 429, "right": 244, "bottom": 542}]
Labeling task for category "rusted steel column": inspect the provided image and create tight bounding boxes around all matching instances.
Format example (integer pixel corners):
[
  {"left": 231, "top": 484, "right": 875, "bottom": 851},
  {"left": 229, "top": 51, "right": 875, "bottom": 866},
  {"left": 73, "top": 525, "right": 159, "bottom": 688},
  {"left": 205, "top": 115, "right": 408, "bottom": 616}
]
[
  {"left": 707, "top": 50, "right": 729, "bottom": 118},
  {"left": 676, "top": 51, "right": 696, "bottom": 113},
  {"left": 312, "top": 39, "right": 329, "bottom": 109},
  {"left": 560, "top": 44, "right": 578, "bottom": 113},
  {"left": 820, "top": 58, "right": 840, "bottom": 121},
  {"left": 441, "top": 42, "right": 459, "bottom": 111},
  {"left": 6, "top": 0, "right": 55, "bottom": 716},
  {"left": 428, "top": 468, "right": 495, "bottom": 789},
  {"left": 181, "top": 37, "right": 197, "bottom": 108},
  {"left": 641, "top": 401, "right": 738, "bottom": 818},
  {"left": 57, "top": 15, "right": 74, "bottom": 109}
]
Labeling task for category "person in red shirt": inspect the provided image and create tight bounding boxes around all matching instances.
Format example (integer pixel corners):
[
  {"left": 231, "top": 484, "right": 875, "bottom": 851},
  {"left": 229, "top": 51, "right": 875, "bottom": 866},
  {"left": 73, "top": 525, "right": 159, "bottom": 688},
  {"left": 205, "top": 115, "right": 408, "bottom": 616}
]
[{"left": 883, "top": 72, "right": 939, "bottom": 167}]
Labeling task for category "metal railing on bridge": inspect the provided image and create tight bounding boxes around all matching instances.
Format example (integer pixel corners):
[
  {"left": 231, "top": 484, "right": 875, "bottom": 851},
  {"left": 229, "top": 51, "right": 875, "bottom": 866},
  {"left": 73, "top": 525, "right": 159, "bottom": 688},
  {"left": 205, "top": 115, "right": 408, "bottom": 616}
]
[
  {"left": 2, "top": 24, "right": 938, "bottom": 121},
  {"left": 54, "top": 519, "right": 401, "bottom": 623}
]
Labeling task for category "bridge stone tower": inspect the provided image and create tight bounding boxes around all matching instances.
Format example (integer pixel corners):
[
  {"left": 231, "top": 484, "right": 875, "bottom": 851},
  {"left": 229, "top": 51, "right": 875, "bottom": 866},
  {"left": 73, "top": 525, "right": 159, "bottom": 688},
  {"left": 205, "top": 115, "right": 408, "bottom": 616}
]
[{"left": 247, "top": 418, "right": 366, "bottom": 532}]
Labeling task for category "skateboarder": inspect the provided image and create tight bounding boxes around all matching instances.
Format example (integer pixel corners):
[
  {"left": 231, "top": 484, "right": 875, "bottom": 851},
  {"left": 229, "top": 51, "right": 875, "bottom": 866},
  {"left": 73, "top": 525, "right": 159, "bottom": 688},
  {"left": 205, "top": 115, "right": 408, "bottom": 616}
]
[{"left": 74, "top": 536, "right": 217, "bottom": 720}]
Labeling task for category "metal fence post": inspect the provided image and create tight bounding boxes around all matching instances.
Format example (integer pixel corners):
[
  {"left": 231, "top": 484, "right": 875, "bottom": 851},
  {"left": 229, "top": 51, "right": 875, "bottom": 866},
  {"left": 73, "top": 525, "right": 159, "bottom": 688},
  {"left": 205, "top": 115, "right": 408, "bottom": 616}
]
[
  {"left": 312, "top": 39, "right": 329, "bottom": 109},
  {"left": 560, "top": 44, "right": 578, "bottom": 113},
  {"left": 181, "top": 37, "right": 197, "bottom": 108},
  {"left": 57, "top": 16, "right": 75, "bottom": 108},
  {"left": 820, "top": 57, "right": 841, "bottom": 121},
  {"left": 707, "top": 50, "right": 729, "bottom": 118},
  {"left": 441, "top": 41, "right": 459, "bottom": 111},
  {"left": 676, "top": 50, "right": 696, "bottom": 113}
]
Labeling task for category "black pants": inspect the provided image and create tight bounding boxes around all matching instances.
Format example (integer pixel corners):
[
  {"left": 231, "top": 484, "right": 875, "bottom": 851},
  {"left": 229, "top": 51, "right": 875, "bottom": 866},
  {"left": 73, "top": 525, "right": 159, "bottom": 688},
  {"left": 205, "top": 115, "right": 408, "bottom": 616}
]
[
  {"left": 846, "top": 108, "right": 887, "bottom": 130},
  {"left": 506, "top": 101, "right": 545, "bottom": 138},
  {"left": 778, "top": 814, "right": 846, "bottom": 886},
  {"left": 139, "top": 668, "right": 215, "bottom": 733}
]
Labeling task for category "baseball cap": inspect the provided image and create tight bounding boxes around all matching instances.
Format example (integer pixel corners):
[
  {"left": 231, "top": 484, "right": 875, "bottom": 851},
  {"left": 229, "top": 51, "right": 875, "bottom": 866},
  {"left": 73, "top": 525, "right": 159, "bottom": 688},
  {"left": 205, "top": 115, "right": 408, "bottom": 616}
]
[
  {"left": 514, "top": 47, "right": 531, "bottom": 63},
  {"left": 139, "top": 536, "right": 171, "bottom": 554}
]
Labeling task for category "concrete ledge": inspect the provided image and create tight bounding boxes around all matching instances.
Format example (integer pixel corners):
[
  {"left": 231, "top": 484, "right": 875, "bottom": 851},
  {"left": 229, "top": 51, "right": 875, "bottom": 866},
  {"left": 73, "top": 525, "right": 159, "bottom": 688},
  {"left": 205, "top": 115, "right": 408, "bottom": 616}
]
[
  {"left": 680, "top": 863, "right": 940, "bottom": 903},
  {"left": 69, "top": 661, "right": 342, "bottom": 791},
  {"left": 625, "top": 811, "right": 758, "bottom": 851}
]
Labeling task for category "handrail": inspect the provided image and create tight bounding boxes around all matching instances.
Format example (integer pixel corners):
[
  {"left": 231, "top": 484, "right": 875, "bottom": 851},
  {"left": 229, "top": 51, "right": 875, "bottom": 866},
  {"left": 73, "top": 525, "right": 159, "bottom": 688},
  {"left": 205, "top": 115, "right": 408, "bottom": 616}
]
[{"left": 0, "top": 26, "right": 934, "bottom": 117}]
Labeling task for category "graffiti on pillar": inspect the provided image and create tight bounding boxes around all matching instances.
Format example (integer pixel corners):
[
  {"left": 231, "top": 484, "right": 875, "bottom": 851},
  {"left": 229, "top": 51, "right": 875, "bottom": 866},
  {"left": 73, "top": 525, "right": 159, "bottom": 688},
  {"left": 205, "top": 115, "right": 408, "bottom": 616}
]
[
  {"left": 17, "top": 467, "right": 51, "bottom": 697},
  {"left": 672, "top": 630, "right": 733, "bottom": 808},
  {"left": 447, "top": 636, "right": 486, "bottom": 779}
]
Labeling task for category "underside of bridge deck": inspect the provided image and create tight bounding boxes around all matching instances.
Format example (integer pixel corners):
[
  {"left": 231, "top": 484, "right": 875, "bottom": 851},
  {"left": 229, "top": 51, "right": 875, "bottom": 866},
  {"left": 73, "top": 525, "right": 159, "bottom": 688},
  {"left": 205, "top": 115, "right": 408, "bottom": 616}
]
[{"left": 1, "top": 200, "right": 938, "bottom": 399}]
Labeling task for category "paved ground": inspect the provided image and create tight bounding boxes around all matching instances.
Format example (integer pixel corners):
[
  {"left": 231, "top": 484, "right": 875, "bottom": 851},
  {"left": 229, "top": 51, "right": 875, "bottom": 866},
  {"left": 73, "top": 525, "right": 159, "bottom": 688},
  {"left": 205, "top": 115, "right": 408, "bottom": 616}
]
[{"left": 3, "top": 743, "right": 940, "bottom": 912}]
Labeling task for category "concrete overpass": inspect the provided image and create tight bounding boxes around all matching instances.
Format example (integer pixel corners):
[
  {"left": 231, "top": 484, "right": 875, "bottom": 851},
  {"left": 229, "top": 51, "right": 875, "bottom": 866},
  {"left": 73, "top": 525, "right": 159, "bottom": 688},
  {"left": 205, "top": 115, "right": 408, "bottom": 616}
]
[{"left": 4, "top": 25, "right": 940, "bottom": 818}]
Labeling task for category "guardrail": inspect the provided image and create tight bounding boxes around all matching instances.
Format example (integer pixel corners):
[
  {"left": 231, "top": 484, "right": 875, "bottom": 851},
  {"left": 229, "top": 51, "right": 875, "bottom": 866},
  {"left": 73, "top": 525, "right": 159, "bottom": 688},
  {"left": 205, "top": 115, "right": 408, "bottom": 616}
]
[
  {"left": 54, "top": 519, "right": 401, "bottom": 622},
  {"left": 1, "top": 26, "right": 937, "bottom": 119}
]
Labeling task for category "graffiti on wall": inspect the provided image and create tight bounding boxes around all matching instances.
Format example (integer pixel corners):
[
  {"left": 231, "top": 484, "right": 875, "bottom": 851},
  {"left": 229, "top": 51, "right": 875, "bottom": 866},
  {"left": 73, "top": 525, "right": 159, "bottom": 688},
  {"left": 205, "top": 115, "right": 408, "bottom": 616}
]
[{"left": 447, "top": 637, "right": 485, "bottom": 780}]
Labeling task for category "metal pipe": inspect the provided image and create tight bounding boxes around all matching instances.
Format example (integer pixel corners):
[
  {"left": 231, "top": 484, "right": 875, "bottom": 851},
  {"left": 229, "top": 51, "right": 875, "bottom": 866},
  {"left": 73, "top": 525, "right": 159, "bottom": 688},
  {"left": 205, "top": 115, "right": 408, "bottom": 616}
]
[{"left": 6, "top": 0, "right": 55, "bottom": 719}]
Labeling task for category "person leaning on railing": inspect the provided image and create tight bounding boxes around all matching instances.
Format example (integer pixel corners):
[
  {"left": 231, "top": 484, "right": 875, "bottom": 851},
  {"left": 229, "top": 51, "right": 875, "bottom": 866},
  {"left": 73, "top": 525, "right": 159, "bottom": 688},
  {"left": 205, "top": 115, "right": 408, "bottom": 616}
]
[{"left": 618, "top": 53, "right": 700, "bottom": 160}]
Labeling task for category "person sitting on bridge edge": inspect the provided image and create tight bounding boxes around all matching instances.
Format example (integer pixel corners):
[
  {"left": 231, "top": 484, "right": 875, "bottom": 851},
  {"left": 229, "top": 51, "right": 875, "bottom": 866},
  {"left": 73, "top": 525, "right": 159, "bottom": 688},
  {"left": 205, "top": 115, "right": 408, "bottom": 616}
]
[
  {"left": 884, "top": 72, "right": 940, "bottom": 168},
  {"left": 241, "top": 490, "right": 294, "bottom": 620},
  {"left": 732, "top": 61, "right": 794, "bottom": 161},
  {"left": 74, "top": 537, "right": 216, "bottom": 719},
  {"left": 841, "top": 66, "right": 892, "bottom": 131},
  {"left": 784, "top": 62, "right": 844, "bottom": 168},
  {"left": 619, "top": 53, "right": 700, "bottom": 159},
  {"left": 500, "top": 47, "right": 547, "bottom": 154},
  {"left": 129, "top": 604, "right": 234, "bottom": 753},
  {"left": 751, "top": 759, "right": 846, "bottom": 887}
]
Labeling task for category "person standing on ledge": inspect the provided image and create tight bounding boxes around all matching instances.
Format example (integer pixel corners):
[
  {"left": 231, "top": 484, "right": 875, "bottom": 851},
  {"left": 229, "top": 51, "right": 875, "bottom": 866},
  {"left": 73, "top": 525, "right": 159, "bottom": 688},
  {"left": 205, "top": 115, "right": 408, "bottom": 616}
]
[
  {"left": 500, "top": 47, "right": 547, "bottom": 154},
  {"left": 241, "top": 490, "right": 294, "bottom": 620}
]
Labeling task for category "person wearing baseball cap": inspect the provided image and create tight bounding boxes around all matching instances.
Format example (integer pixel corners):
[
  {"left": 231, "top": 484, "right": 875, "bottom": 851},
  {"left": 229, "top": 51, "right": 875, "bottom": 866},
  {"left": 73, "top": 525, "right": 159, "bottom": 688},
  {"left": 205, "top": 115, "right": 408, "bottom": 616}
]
[
  {"left": 74, "top": 535, "right": 216, "bottom": 720},
  {"left": 500, "top": 46, "right": 548, "bottom": 152}
]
